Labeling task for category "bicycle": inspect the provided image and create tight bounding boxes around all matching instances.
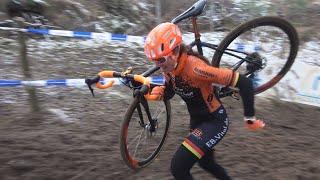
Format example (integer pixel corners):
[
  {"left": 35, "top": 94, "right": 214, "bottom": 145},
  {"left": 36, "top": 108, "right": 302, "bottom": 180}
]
[{"left": 85, "top": 0, "right": 299, "bottom": 170}]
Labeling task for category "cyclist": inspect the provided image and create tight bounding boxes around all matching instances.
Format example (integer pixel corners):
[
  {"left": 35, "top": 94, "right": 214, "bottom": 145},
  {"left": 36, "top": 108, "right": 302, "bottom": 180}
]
[{"left": 144, "top": 22, "right": 265, "bottom": 180}]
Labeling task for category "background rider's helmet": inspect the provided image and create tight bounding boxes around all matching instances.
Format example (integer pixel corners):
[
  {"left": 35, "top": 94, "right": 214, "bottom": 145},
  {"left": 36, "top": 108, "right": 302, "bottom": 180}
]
[{"left": 144, "top": 23, "right": 182, "bottom": 60}]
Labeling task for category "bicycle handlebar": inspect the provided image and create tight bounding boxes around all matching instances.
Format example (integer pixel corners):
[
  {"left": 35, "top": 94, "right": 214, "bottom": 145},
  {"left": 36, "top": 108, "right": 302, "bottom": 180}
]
[
  {"left": 85, "top": 70, "right": 160, "bottom": 100},
  {"left": 97, "top": 71, "right": 115, "bottom": 89}
]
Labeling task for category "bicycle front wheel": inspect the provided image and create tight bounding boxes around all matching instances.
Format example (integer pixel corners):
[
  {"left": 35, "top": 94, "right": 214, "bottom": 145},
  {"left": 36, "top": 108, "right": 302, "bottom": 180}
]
[
  {"left": 212, "top": 16, "right": 299, "bottom": 95},
  {"left": 120, "top": 97, "right": 171, "bottom": 170}
]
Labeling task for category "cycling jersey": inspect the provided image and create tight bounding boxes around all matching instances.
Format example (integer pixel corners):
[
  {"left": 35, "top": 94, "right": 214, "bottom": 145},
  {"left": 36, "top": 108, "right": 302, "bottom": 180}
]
[{"left": 164, "top": 52, "right": 239, "bottom": 117}]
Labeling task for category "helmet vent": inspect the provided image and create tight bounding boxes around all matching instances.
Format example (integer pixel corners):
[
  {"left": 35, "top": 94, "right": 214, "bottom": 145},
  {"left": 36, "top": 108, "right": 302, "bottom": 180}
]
[
  {"left": 158, "top": 43, "right": 164, "bottom": 54},
  {"left": 163, "top": 30, "right": 170, "bottom": 39},
  {"left": 169, "top": 38, "right": 176, "bottom": 49},
  {"left": 145, "top": 47, "right": 150, "bottom": 57},
  {"left": 151, "top": 36, "right": 157, "bottom": 46},
  {"left": 151, "top": 49, "right": 155, "bottom": 58},
  {"left": 174, "top": 26, "right": 181, "bottom": 36}
]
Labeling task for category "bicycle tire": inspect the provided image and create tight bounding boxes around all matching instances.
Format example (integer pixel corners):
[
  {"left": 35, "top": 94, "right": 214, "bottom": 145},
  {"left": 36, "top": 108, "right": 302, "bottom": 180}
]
[
  {"left": 119, "top": 97, "right": 171, "bottom": 170},
  {"left": 212, "top": 16, "right": 299, "bottom": 94}
]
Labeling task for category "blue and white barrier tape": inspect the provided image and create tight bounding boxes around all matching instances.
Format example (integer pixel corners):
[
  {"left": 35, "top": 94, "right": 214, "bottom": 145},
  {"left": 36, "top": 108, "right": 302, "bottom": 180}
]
[
  {"left": 0, "top": 27, "right": 146, "bottom": 44},
  {"left": 0, "top": 76, "right": 165, "bottom": 87},
  {"left": 0, "top": 27, "right": 260, "bottom": 51}
]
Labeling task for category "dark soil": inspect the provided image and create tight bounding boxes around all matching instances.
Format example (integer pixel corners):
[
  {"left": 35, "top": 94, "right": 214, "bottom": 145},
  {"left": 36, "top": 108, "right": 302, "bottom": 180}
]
[
  {"left": 0, "top": 38, "right": 319, "bottom": 180},
  {"left": 0, "top": 87, "right": 319, "bottom": 180}
]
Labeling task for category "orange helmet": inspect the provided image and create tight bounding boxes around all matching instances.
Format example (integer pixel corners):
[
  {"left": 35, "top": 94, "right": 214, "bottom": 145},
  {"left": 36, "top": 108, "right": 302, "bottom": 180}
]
[{"left": 144, "top": 23, "right": 182, "bottom": 60}]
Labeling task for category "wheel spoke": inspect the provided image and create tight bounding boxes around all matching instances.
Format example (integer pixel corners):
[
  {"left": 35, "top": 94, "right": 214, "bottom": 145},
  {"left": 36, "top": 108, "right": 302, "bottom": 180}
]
[
  {"left": 135, "top": 132, "right": 148, "bottom": 160},
  {"left": 120, "top": 99, "right": 171, "bottom": 169},
  {"left": 154, "top": 106, "right": 166, "bottom": 119},
  {"left": 131, "top": 128, "right": 145, "bottom": 157}
]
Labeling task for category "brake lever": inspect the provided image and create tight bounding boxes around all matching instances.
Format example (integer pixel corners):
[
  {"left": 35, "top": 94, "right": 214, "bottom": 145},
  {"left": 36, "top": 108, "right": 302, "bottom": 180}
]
[
  {"left": 85, "top": 75, "right": 101, "bottom": 97},
  {"left": 85, "top": 78, "right": 95, "bottom": 97}
]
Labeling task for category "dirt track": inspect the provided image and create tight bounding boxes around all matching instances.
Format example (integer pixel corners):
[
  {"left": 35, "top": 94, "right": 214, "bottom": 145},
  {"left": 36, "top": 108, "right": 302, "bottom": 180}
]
[
  {"left": 0, "top": 86, "right": 319, "bottom": 180},
  {"left": 0, "top": 38, "right": 319, "bottom": 179}
]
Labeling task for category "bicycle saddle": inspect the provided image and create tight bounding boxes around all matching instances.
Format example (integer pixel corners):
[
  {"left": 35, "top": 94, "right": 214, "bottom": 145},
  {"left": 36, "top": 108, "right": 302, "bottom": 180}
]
[{"left": 171, "top": 0, "right": 206, "bottom": 24}]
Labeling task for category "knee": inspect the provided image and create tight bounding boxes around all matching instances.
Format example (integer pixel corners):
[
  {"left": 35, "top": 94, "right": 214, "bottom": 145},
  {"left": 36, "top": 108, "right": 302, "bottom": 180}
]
[
  {"left": 198, "top": 158, "right": 232, "bottom": 180},
  {"left": 170, "top": 157, "right": 181, "bottom": 178},
  {"left": 198, "top": 158, "right": 211, "bottom": 171},
  {"left": 170, "top": 144, "right": 198, "bottom": 179},
  {"left": 198, "top": 159, "right": 207, "bottom": 169},
  {"left": 170, "top": 156, "right": 191, "bottom": 179},
  {"left": 198, "top": 150, "right": 214, "bottom": 170},
  {"left": 198, "top": 157, "right": 220, "bottom": 171}
]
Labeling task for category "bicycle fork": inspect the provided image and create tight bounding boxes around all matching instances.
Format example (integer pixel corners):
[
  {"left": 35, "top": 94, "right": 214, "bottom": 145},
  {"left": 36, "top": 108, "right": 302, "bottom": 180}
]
[{"left": 137, "top": 98, "right": 157, "bottom": 133}]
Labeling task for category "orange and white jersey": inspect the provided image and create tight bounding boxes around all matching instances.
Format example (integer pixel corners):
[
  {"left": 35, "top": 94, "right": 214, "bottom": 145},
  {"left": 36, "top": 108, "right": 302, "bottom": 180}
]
[{"left": 164, "top": 52, "right": 239, "bottom": 116}]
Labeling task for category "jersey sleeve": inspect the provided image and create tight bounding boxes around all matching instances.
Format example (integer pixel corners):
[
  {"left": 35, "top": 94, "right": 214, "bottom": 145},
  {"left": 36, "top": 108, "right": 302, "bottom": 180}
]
[
  {"left": 235, "top": 74, "right": 255, "bottom": 117},
  {"left": 191, "top": 58, "right": 239, "bottom": 87}
]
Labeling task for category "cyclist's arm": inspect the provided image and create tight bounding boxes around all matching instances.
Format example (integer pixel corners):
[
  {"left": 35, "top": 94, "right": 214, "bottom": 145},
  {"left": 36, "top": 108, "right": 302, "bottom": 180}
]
[
  {"left": 234, "top": 75, "right": 255, "bottom": 117},
  {"left": 192, "top": 59, "right": 255, "bottom": 117},
  {"left": 191, "top": 59, "right": 238, "bottom": 87}
]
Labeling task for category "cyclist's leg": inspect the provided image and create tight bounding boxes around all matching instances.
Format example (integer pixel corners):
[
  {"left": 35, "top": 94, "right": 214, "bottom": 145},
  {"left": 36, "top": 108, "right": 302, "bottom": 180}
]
[
  {"left": 171, "top": 146, "right": 231, "bottom": 180},
  {"left": 198, "top": 149, "right": 232, "bottom": 180},
  {"left": 197, "top": 106, "right": 232, "bottom": 180},
  {"left": 170, "top": 145, "right": 198, "bottom": 180},
  {"left": 171, "top": 106, "right": 231, "bottom": 180}
]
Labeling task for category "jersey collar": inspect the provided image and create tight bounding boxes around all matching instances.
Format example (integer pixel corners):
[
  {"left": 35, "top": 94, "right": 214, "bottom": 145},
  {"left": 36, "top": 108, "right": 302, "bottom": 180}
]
[{"left": 172, "top": 52, "right": 187, "bottom": 76}]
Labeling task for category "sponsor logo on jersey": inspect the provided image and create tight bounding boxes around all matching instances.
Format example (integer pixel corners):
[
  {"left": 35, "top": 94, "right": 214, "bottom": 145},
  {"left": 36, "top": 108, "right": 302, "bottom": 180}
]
[
  {"left": 193, "top": 129, "right": 203, "bottom": 137},
  {"left": 194, "top": 67, "right": 217, "bottom": 78}
]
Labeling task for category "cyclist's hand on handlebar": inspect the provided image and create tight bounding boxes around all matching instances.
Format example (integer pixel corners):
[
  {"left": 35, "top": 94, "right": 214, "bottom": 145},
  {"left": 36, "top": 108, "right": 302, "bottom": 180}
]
[
  {"left": 244, "top": 116, "right": 265, "bottom": 130},
  {"left": 150, "top": 86, "right": 165, "bottom": 101}
]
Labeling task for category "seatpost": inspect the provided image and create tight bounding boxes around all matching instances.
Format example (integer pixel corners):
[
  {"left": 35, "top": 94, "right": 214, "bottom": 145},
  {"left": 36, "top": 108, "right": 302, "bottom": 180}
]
[{"left": 191, "top": 17, "right": 203, "bottom": 55}]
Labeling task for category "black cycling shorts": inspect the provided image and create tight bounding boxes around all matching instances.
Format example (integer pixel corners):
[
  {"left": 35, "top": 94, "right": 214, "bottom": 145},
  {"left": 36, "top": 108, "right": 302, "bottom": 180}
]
[{"left": 182, "top": 106, "right": 229, "bottom": 159}]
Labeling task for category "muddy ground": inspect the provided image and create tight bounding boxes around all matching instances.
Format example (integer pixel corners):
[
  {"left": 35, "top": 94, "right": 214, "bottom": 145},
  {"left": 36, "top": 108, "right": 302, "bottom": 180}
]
[
  {"left": 0, "top": 38, "right": 320, "bottom": 180},
  {"left": 0, "top": 86, "right": 319, "bottom": 180}
]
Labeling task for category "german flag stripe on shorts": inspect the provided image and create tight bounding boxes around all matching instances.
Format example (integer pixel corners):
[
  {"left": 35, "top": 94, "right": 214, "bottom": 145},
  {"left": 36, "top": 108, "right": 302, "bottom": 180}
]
[{"left": 182, "top": 138, "right": 205, "bottom": 159}]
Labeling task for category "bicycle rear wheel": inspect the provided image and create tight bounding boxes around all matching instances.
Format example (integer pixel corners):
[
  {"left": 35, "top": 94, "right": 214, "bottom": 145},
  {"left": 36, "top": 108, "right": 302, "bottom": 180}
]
[
  {"left": 120, "top": 97, "right": 171, "bottom": 170},
  {"left": 212, "top": 16, "right": 299, "bottom": 95}
]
